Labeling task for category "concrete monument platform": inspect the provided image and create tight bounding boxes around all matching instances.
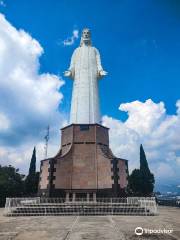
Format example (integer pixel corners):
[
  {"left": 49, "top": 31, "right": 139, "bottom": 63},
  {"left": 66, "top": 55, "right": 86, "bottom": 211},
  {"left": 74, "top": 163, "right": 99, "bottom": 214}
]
[
  {"left": 0, "top": 207, "right": 179, "bottom": 240},
  {"left": 39, "top": 124, "right": 128, "bottom": 197}
]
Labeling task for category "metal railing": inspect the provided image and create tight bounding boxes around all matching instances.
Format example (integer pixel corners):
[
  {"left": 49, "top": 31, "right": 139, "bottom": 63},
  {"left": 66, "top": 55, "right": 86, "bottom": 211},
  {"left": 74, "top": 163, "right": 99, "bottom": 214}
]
[{"left": 4, "top": 197, "right": 157, "bottom": 216}]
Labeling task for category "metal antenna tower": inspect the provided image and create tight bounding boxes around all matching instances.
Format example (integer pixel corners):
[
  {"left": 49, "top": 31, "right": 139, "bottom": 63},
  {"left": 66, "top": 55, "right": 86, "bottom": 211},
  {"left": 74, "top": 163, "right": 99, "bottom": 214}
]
[{"left": 44, "top": 125, "right": 50, "bottom": 159}]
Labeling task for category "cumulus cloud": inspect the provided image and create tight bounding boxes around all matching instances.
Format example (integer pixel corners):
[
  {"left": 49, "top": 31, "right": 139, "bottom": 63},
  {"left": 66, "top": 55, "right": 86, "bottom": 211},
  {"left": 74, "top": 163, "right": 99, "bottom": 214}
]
[
  {"left": 63, "top": 29, "right": 79, "bottom": 46},
  {"left": 0, "top": 113, "right": 10, "bottom": 131},
  {"left": 102, "top": 99, "right": 180, "bottom": 185},
  {"left": 0, "top": 14, "right": 66, "bottom": 172}
]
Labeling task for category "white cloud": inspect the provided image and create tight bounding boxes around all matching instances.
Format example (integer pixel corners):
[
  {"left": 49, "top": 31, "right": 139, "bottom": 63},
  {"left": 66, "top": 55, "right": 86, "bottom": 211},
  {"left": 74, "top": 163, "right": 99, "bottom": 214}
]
[
  {"left": 176, "top": 100, "right": 180, "bottom": 115},
  {"left": 176, "top": 157, "right": 180, "bottom": 166},
  {"left": 120, "top": 99, "right": 166, "bottom": 136},
  {"left": 0, "top": 139, "right": 61, "bottom": 172},
  {"left": 154, "top": 163, "right": 175, "bottom": 180},
  {"left": 63, "top": 29, "right": 79, "bottom": 46},
  {"left": 0, "top": 113, "right": 10, "bottom": 131},
  {"left": 102, "top": 99, "right": 180, "bottom": 185},
  {"left": 0, "top": 14, "right": 66, "bottom": 172}
]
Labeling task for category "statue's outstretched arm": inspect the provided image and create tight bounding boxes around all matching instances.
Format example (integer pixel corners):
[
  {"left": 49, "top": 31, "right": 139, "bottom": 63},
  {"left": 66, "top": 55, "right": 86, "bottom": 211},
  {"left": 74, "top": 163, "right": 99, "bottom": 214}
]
[
  {"left": 64, "top": 49, "right": 76, "bottom": 79},
  {"left": 95, "top": 48, "right": 108, "bottom": 78}
]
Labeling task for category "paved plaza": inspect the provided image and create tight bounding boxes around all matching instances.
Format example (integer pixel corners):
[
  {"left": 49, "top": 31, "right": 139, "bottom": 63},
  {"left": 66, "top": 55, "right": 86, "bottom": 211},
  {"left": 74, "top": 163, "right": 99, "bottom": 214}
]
[{"left": 0, "top": 206, "right": 180, "bottom": 240}]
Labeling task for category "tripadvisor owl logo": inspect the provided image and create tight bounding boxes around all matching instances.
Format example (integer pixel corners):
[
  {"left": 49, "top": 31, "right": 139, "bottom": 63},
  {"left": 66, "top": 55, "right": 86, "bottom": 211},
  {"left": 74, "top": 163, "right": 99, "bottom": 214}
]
[
  {"left": 135, "top": 227, "right": 173, "bottom": 236},
  {"left": 135, "top": 227, "right": 143, "bottom": 236}
]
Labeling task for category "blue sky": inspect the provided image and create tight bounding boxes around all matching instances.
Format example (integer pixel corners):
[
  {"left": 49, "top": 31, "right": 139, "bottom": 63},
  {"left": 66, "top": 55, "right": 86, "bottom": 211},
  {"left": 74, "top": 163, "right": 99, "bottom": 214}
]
[
  {"left": 0, "top": 0, "right": 180, "bottom": 191},
  {"left": 2, "top": 0, "right": 180, "bottom": 118}
]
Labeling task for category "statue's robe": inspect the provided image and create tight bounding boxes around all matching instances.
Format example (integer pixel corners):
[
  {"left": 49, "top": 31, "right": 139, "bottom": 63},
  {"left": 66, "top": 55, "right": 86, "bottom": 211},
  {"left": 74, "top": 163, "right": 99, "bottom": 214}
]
[{"left": 68, "top": 45, "right": 103, "bottom": 124}]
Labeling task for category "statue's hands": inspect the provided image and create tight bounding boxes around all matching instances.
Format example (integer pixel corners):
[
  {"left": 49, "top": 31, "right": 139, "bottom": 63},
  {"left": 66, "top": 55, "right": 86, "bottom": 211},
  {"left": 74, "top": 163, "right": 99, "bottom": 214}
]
[
  {"left": 64, "top": 70, "right": 72, "bottom": 77},
  {"left": 99, "top": 70, "right": 108, "bottom": 77}
]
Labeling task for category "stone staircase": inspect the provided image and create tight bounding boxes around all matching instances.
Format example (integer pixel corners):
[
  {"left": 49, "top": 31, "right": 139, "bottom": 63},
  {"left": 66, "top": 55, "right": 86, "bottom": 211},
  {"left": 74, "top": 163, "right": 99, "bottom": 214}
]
[{"left": 4, "top": 198, "right": 157, "bottom": 216}]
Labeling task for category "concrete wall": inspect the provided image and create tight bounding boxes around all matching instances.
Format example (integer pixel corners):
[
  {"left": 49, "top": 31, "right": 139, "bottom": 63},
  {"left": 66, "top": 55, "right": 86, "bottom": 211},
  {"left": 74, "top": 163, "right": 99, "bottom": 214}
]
[
  {"left": 39, "top": 124, "right": 129, "bottom": 196},
  {"left": 39, "top": 160, "right": 49, "bottom": 189},
  {"left": 118, "top": 159, "right": 128, "bottom": 189},
  {"left": 97, "top": 145, "right": 113, "bottom": 189}
]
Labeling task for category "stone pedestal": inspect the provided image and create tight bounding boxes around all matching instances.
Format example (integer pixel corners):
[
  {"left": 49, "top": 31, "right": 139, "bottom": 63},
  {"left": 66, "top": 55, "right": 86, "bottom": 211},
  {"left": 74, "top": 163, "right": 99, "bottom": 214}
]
[{"left": 39, "top": 124, "right": 128, "bottom": 197}]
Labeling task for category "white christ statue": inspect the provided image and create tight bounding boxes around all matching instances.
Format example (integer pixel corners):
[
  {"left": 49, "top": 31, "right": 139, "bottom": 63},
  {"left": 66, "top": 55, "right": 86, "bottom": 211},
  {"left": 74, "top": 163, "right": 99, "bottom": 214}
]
[{"left": 64, "top": 28, "right": 107, "bottom": 124}]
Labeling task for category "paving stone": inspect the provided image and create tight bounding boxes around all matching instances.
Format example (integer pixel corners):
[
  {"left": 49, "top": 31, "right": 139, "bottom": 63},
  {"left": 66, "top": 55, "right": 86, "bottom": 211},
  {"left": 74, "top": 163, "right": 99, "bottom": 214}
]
[{"left": 0, "top": 207, "right": 179, "bottom": 240}]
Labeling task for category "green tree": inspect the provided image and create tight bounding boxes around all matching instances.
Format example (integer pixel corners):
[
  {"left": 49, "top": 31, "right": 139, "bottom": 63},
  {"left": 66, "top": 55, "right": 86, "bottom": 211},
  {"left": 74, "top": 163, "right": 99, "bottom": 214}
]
[
  {"left": 25, "top": 147, "right": 39, "bottom": 195},
  {"left": 127, "top": 169, "right": 142, "bottom": 196},
  {"left": 128, "top": 144, "right": 155, "bottom": 196},
  {"left": 140, "top": 144, "right": 155, "bottom": 195},
  {"left": 0, "top": 165, "right": 24, "bottom": 207},
  {"left": 140, "top": 144, "right": 151, "bottom": 173},
  {"left": 29, "top": 147, "right": 36, "bottom": 176}
]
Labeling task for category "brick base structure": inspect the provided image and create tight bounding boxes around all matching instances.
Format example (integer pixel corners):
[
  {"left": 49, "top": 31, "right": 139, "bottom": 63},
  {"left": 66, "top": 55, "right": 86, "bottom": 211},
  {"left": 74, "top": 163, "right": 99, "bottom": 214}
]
[{"left": 38, "top": 124, "right": 128, "bottom": 198}]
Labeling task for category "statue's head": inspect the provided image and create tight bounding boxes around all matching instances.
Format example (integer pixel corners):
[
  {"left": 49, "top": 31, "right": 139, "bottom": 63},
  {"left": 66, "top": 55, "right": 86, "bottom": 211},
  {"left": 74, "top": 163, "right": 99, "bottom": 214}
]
[{"left": 80, "top": 28, "right": 92, "bottom": 46}]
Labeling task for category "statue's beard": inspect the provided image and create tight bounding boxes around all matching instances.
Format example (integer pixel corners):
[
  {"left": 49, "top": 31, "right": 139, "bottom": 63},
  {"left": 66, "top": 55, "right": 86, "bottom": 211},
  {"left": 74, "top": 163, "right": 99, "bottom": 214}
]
[
  {"left": 80, "top": 38, "right": 92, "bottom": 46},
  {"left": 82, "top": 39, "right": 90, "bottom": 45}
]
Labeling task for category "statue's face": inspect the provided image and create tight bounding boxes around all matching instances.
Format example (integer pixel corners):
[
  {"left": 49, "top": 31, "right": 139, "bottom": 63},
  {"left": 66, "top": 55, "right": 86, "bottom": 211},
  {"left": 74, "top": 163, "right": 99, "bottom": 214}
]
[{"left": 82, "top": 29, "right": 91, "bottom": 44}]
